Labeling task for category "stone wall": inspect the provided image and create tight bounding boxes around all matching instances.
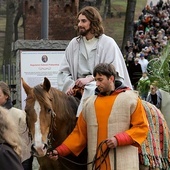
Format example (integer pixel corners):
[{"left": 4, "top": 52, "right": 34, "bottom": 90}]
[{"left": 23, "top": 0, "right": 79, "bottom": 40}]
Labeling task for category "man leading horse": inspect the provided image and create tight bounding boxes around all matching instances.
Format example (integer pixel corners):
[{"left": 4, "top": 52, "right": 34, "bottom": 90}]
[{"left": 49, "top": 63, "right": 149, "bottom": 170}]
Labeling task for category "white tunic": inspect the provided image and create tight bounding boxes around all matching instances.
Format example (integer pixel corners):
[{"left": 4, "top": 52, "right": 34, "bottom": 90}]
[{"left": 57, "top": 34, "right": 132, "bottom": 116}]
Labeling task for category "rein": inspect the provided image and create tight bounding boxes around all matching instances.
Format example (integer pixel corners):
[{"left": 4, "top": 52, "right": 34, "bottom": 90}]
[{"left": 48, "top": 140, "right": 117, "bottom": 170}]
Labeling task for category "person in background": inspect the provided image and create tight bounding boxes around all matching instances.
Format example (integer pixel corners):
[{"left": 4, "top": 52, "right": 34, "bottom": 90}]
[
  {"left": 138, "top": 53, "right": 149, "bottom": 73},
  {"left": 0, "top": 81, "right": 33, "bottom": 170},
  {"left": 146, "top": 82, "right": 162, "bottom": 109},
  {"left": 57, "top": 6, "right": 132, "bottom": 116},
  {"left": 137, "top": 72, "right": 150, "bottom": 100},
  {"left": 128, "top": 57, "right": 143, "bottom": 90},
  {"left": 0, "top": 106, "right": 24, "bottom": 170},
  {"left": 125, "top": 45, "right": 135, "bottom": 68},
  {"left": 49, "top": 63, "right": 148, "bottom": 170}
]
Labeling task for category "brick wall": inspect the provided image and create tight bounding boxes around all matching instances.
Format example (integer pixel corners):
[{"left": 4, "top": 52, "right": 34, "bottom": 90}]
[{"left": 23, "top": 0, "right": 79, "bottom": 40}]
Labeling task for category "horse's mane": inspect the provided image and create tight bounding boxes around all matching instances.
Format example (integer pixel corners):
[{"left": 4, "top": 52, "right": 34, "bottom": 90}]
[
  {"left": 33, "top": 84, "right": 53, "bottom": 111},
  {"left": 33, "top": 84, "right": 79, "bottom": 126}
]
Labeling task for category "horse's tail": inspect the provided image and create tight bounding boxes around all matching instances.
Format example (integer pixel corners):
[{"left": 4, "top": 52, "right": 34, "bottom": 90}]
[{"left": 139, "top": 100, "right": 170, "bottom": 169}]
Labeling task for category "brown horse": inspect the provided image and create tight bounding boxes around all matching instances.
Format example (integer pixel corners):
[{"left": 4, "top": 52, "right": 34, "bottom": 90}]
[
  {"left": 22, "top": 77, "right": 170, "bottom": 169},
  {"left": 22, "top": 77, "right": 87, "bottom": 170}
]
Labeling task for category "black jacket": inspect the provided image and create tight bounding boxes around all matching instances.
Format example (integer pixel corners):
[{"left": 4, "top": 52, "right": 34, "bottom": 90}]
[{"left": 0, "top": 143, "right": 24, "bottom": 170}]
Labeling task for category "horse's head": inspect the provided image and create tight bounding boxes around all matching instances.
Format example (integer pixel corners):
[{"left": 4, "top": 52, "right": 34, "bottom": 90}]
[{"left": 22, "top": 77, "right": 55, "bottom": 157}]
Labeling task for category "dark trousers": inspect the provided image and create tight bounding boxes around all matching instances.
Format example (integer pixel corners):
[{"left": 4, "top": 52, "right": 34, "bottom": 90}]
[{"left": 22, "top": 156, "right": 33, "bottom": 170}]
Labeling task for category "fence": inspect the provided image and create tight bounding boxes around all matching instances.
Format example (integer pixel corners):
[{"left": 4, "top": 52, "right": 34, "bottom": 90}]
[{"left": 2, "top": 63, "right": 16, "bottom": 105}]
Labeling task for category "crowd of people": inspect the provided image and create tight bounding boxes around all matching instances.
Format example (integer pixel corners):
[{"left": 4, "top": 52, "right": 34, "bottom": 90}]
[{"left": 125, "top": 0, "right": 169, "bottom": 108}]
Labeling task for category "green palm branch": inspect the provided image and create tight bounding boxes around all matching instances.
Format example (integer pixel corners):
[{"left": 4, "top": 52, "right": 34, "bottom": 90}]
[{"left": 147, "top": 41, "right": 170, "bottom": 93}]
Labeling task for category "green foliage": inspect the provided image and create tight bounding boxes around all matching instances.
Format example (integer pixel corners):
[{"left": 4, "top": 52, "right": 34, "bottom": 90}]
[
  {"left": 147, "top": 41, "right": 170, "bottom": 93},
  {"left": 137, "top": 78, "right": 150, "bottom": 95}
]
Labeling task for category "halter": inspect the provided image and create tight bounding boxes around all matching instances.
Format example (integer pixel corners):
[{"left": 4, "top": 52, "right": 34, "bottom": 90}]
[{"left": 25, "top": 94, "right": 56, "bottom": 151}]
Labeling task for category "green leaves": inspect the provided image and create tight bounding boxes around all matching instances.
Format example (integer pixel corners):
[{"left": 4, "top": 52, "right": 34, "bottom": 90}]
[{"left": 147, "top": 42, "right": 170, "bottom": 93}]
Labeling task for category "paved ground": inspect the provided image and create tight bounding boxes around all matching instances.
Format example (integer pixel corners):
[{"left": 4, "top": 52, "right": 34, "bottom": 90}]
[{"left": 32, "top": 158, "right": 40, "bottom": 170}]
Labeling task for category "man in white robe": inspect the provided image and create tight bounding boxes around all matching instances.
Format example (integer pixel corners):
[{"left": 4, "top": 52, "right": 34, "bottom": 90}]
[{"left": 57, "top": 6, "right": 132, "bottom": 116}]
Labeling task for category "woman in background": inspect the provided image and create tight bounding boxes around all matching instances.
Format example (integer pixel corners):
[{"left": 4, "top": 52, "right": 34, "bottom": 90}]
[
  {"left": 0, "top": 81, "right": 33, "bottom": 170},
  {"left": 0, "top": 106, "right": 24, "bottom": 170},
  {"left": 146, "top": 82, "right": 162, "bottom": 109}
]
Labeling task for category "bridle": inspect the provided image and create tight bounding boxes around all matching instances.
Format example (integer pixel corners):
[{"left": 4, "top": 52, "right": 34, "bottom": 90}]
[
  {"left": 46, "top": 108, "right": 56, "bottom": 151},
  {"left": 25, "top": 90, "right": 116, "bottom": 169},
  {"left": 55, "top": 140, "right": 117, "bottom": 170},
  {"left": 25, "top": 95, "right": 56, "bottom": 153}
]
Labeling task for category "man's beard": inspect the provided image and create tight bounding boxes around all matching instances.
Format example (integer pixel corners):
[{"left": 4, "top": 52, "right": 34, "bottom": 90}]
[{"left": 78, "top": 27, "right": 91, "bottom": 36}]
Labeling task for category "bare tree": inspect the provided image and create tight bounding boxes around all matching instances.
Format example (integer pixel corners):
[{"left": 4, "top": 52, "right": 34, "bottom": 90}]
[
  {"left": 96, "top": 0, "right": 103, "bottom": 10},
  {"left": 103, "top": 0, "right": 112, "bottom": 19},
  {"left": 3, "top": 0, "right": 17, "bottom": 65},
  {"left": 121, "top": 0, "right": 136, "bottom": 55},
  {"left": 14, "top": 0, "right": 23, "bottom": 41},
  {"left": 79, "top": 0, "right": 103, "bottom": 10}
]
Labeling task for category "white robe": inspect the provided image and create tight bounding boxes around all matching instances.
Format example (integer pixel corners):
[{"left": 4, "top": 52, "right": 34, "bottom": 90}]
[{"left": 57, "top": 34, "right": 132, "bottom": 116}]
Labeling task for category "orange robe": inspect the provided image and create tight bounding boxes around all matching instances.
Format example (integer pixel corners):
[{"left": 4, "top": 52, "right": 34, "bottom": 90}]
[{"left": 61, "top": 91, "right": 148, "bottom": 169}]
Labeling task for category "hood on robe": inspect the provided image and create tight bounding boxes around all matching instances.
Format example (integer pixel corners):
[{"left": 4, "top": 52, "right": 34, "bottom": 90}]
[{"left": 95, "top": 80, "right": 131, "bottom": 96}]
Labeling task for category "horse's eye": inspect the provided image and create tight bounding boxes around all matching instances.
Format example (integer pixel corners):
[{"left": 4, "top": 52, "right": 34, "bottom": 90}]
[{"left": 47, "top": 109, "right": 51, "bottom": 113}]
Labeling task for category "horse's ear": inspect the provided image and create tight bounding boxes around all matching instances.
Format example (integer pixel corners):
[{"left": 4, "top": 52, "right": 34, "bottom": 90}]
[
  {"left": 21, "top": 77, "right": 32, "bottom": 96},
  {"left": 43, "top": 77, "right": 51, "bottom": 92}
]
